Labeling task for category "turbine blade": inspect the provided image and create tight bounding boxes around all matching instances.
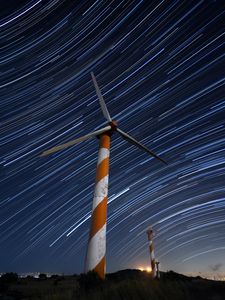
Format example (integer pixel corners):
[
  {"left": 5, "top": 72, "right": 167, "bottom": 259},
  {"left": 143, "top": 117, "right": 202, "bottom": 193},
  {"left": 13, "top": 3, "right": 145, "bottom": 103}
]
[
  {"left": 40, "top": 125, "right": 111, "bottom": 157},
  {"left": 116, "top": 128, "right": 167, "bottom": 165},
  {"left": 91, "top": 72, "right": 112, "bottom": 122}
]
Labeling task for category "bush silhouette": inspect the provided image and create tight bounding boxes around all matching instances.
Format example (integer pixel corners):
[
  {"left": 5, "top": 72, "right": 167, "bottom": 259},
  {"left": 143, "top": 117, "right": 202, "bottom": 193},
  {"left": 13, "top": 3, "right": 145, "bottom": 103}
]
[
  {"left": 39, "top": 273, "right": 47, "bottom": 280},
  {"left": 0, "top": 272, "right": 18, "bottom": 283},
  {"left": 77, "top": 271, "right": 104, "bottom": 292}
]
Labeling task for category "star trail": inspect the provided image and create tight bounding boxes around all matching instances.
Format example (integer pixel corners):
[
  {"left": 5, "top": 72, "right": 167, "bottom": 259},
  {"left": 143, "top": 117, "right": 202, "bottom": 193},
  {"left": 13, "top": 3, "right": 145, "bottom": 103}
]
[{"left": 1, "top": 1, "right": 225, "bottom": 276}]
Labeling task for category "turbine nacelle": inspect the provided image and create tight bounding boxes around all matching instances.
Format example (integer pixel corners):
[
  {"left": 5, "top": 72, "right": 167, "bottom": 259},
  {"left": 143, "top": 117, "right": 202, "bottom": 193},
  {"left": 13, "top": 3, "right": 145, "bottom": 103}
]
[{"left": 108, "top": 120, "right": 118, "bottom": 131}]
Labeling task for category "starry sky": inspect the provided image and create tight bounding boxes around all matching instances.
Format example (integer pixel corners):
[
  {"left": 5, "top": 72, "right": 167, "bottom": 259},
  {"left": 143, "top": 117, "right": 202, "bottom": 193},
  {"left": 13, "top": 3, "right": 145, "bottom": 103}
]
[{"left": 1, "top": 1, "right": 225, "bottom": 276}]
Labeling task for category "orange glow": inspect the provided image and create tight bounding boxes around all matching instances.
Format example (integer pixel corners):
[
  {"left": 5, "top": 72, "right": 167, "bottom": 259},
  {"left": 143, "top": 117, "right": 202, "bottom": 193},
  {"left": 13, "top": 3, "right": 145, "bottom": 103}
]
[
  {"left": 146, "top": 267, "right": 152, "bottom": 273},
  {"left": 138, "top": 266, "right": 152, "bottom": 272}
]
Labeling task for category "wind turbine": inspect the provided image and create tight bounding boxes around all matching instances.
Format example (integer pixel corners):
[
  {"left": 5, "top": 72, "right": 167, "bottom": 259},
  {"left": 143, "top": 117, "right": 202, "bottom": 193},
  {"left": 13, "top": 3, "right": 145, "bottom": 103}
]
[{"left": 40, "top": 72, "right": 167, "bottom": 279}]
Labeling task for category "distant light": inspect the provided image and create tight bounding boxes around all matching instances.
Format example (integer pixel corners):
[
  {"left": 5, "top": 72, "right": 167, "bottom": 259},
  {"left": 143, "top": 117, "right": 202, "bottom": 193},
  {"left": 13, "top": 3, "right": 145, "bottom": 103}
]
[{"left": 138, "top": 266, "right": 152, "bottom": 272}]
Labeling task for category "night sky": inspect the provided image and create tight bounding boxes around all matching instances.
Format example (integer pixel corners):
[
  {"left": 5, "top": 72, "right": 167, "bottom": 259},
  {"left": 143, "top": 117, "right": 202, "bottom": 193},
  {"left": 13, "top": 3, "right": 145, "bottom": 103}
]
[{"left": 1, "top": 1, "right": 225, "bottom": 276}]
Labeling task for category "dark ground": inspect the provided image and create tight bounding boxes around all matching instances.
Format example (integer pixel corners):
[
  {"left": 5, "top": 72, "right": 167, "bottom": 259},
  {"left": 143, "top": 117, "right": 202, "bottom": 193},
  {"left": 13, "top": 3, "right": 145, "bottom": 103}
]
[{"left": 0, "top": 269, "right": 225, "bottom": 300}]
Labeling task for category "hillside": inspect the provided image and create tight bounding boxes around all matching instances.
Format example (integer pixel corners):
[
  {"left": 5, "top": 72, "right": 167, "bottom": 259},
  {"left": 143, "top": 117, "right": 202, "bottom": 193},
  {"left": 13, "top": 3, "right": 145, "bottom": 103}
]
[{"left": 0, "top": 269, "right": 225, "bottom": 300}]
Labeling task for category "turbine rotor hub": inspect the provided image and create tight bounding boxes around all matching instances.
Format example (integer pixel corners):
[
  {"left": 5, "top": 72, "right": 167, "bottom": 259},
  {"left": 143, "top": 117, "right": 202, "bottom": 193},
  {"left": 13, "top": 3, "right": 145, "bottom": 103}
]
[{"left": 109, "top": 120, "right": 118, "bottom": 131}]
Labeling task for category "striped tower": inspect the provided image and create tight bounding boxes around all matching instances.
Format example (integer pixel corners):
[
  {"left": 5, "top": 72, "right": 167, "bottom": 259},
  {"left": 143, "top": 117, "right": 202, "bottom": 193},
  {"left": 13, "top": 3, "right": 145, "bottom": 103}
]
[
  {"left": 85, "top": 132, "right": 111, "bottom": 279},
  {"left": 156, "top": 261, "right": 160, "bottom": 279},
  {"left": 146, "top": 227, "right": 156, "bottom": 279}
]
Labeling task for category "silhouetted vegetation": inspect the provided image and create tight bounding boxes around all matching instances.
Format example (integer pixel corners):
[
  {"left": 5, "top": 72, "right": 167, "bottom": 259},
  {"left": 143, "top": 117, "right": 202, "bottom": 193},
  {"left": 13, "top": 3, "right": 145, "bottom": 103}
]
[
  {"left": 78, "top": 271, "right": 104, "bottom": 293},
  {"left": 0, "top": 272, "right": 18, "bottom": 284},
  {"left": 0, "top": 270, "right": 225, "bottom": 300},
  {"left": 39, "top": 273, "right": 47, "bottom": 280}
]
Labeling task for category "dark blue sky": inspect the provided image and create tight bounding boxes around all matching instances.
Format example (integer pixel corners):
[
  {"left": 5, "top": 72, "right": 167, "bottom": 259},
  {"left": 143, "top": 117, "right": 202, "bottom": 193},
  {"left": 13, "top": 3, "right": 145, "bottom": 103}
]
[{"left": 1, "top": 1, "right": 225, "bottom": 276}]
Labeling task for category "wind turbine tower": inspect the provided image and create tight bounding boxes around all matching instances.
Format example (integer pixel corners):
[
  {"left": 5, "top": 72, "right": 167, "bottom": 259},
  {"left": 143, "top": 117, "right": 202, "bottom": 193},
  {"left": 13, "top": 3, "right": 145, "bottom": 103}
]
[
  {"left": 41, "top": 72, "right": 167, "bottom": 279},
  {"left": 146, "top": 226, "right": 157, "bottom": 279}
]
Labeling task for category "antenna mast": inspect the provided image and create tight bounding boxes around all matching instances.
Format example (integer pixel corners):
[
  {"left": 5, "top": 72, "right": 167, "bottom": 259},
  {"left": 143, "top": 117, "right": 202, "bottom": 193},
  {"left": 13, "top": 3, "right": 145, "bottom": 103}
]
[{"left": 146, "top": 227, "right": 156, "bottom": 279}]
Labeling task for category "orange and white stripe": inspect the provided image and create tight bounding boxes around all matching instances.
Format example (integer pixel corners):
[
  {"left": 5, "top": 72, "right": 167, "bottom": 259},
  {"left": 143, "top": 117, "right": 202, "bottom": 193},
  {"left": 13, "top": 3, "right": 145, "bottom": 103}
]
[
  {"left": 147, "top": 227, "right": 157, "bottom": 279},
  {"left": 156, "top": 261, "right": 160, "bottom": 279},
  {"left": 85, "top": 133, "right": 110, "bottom": 279},
  {"left": 149, "top": 240, "right": 156, "bottom": 278}
]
